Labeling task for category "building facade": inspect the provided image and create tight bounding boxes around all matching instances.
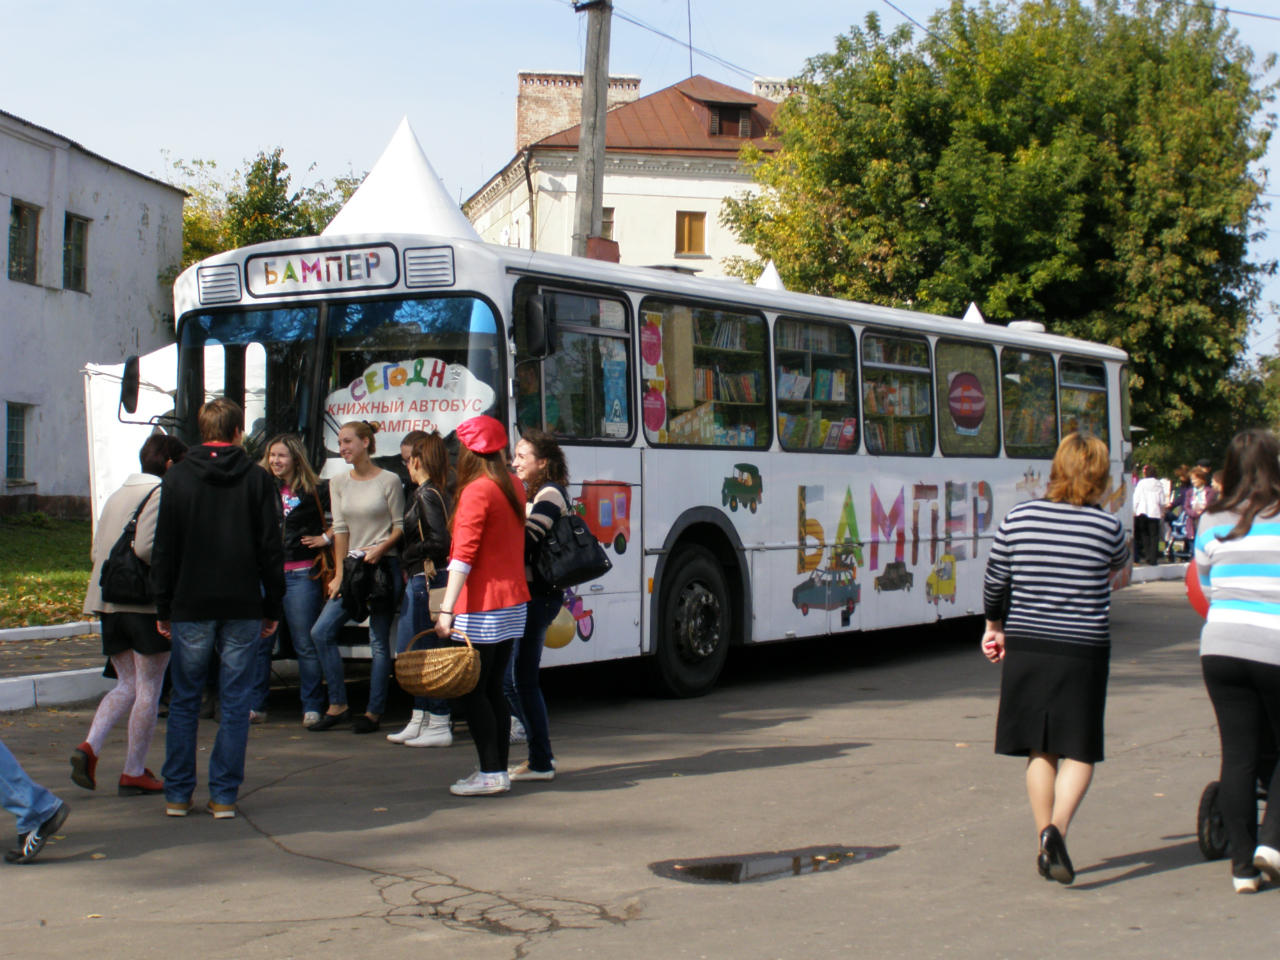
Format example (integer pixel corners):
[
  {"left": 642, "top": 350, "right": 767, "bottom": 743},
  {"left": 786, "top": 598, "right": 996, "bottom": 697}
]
[
  {"left": 2, "top": 109, "right": 183, "bottom": 512},
  {"left": 465, "top": 74, "right": 782, "bottom": 277}
]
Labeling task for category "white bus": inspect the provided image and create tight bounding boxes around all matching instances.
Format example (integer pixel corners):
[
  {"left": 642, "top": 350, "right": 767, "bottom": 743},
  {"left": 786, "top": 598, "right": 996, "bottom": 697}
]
[{"left": 121, "top": 133, "right": 1132, "bottom": 697}]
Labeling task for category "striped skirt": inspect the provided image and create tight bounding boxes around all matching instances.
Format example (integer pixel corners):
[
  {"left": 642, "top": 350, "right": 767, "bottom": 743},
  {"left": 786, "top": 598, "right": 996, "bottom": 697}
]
[{"left": 452, "top": 602, "right": 527, "bottom": 644}]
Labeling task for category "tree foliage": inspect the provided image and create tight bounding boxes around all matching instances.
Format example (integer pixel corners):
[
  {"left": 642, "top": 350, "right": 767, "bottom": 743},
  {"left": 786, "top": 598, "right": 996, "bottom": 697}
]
[
  {"left": 722, "top": 0, "right": 1277, "bottom": 446},
  {"left": 166, "top": 149, "right": 362, "bottom": 269}
]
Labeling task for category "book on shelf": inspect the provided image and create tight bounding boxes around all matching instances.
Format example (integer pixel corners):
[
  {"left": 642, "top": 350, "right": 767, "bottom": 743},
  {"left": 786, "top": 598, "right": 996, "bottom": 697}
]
[
  {"left": 813, "top": 368, "right": 831, "bottom": 401},
  {"left": 837, "top": 418, "right": 858, "bottom": 450},
  {"left": 831, "top": 369, "right": 847, "bottom": 401},
  {"left": 823, "top": 420, "right": 843, "bottom": 449}
]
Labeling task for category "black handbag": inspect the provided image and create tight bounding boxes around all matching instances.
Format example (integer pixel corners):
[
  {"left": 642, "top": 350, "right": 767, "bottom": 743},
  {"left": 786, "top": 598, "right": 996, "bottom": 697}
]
[
  {"left": 98, "top": 486, "right": 158, "bottom": 605},
  {"left": 534, "top": 502, "right": 613, "bottom": 590}
]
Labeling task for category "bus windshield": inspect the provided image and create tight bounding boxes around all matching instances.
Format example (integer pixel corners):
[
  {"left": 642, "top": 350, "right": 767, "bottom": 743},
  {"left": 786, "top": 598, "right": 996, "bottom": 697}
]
[{"left": 175, "top": 294, "right": 504, "bottom": 467}]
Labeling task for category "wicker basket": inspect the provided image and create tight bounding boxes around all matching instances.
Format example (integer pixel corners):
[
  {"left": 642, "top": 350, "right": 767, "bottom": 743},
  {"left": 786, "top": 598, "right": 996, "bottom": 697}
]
[{"left": 395, "top": 630, "right": 480, "bottom": 698}]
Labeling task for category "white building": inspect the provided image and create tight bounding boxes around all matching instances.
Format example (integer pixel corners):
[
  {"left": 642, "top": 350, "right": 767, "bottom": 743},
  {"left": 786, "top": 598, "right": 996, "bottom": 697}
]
[
  {"left": 1, "top": 109, "right": 183, "bottom": 513},
  {"left": 465, "top": 74, "right": 781, "bottom": 276}
]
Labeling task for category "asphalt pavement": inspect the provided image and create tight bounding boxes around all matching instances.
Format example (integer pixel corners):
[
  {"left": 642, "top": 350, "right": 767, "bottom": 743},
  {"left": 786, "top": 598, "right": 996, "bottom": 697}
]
[{"left": 0, "top": 578, "right": 1267, "bottom": 960}]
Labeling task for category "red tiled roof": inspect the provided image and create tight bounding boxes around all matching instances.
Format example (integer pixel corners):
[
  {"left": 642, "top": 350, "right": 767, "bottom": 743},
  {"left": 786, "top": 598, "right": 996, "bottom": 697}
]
[{"left": 534, "top": 75, "right": 778, "bottom": 156}]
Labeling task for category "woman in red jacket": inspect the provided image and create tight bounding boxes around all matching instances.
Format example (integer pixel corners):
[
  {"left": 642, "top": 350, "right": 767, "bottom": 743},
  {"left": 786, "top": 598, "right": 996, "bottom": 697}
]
[{"left": 435, "top": 416, "right": 530, "bottom": 796}]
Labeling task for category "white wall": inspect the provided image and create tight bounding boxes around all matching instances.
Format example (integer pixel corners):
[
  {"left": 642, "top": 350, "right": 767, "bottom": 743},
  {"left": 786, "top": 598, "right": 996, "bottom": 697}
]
[{"left": 1, "top": 113, "right": 183, "bottom": 500}]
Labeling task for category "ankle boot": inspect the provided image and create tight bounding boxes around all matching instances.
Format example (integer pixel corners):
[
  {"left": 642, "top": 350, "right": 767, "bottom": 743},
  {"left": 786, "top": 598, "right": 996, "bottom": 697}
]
[
  {"left": 405, "top": 712, "right": 453, "bottom": 748},
  {"left": 386, "top": 709, "right": 426, "bottom": 744}
]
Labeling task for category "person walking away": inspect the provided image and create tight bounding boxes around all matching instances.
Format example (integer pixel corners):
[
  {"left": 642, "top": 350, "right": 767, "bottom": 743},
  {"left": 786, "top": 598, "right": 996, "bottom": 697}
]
[
  {"left": 388, "top": 432, "right": 454, "bottom": 747},
  {"left": 1132, "top": 465, "right": 1166, "bottom": 566},
  {"left": 149, "top": 398, "right": 284, "bottom": 819},
  {"left": 505, "top": 429, "right": 568, "bottom": 782},
  {"left": 1, "top": 739, "right": 69, "bottom": 864},
  {"left": 308, "top": 420, "right": 404, "bottom": 734},
  {"left": 434, "top": 415, "right": 530, "bottom": 796},
  {"left": 981, "top": 432, "right": 1128, "bottom": 884},
  {"left": 1193, "top": 428, "right": 1280, "bottom": 893},
  {"left": 74, "top": 434, "right": 188, "bottom": 796},
  {"left": 260, "top": 435, "right": 332, "bottom": 728}
]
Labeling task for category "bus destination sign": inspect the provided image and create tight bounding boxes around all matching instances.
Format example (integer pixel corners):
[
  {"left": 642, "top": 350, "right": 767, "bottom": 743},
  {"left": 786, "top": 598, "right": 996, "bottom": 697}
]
[{"left": 245, "top": 243, "right": 399, "bottom": 297}]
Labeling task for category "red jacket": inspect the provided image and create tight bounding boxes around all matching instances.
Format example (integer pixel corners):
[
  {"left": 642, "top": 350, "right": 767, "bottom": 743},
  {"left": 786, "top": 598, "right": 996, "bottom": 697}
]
[{"left": 450, "top": 474, "right": 531, "bottom": 614}]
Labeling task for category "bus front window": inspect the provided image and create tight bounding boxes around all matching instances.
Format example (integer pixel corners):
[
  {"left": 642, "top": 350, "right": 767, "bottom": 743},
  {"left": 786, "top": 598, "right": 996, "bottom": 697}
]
[{"left": 322, "top": 295, "right": 503, "bottom": 472}]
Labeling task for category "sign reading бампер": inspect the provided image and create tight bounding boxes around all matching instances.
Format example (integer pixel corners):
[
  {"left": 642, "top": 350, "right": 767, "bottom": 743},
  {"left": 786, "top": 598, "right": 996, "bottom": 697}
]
[{"left": 245, "top": 244, "right": 399, "bottom": 297}]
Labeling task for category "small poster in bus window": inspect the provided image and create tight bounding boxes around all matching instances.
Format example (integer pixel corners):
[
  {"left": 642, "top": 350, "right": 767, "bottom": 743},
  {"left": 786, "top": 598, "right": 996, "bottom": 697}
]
[
  {"left": 323, "top": 357, "right": 496, "bottom": 452},
  {"left": 602, "top": 342, "right": 628, "bottom": 438}
]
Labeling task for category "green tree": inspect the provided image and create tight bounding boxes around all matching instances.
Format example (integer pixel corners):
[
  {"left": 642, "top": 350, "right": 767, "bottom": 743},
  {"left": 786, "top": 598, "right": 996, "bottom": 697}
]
[{"left": 723, "top": 0, "right": 1276, "bottom": 446}]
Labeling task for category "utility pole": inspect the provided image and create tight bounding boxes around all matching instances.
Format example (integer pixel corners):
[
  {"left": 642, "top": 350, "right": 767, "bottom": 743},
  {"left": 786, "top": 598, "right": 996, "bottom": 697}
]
[{"left": 572, "top": 0, "right": 611, "bottom": 258}]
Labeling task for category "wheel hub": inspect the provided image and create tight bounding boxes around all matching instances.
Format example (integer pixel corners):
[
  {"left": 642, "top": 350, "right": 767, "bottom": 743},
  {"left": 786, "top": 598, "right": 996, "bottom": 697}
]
[{"left": 676, "top": 583, "right": 720, "bottom": 661}]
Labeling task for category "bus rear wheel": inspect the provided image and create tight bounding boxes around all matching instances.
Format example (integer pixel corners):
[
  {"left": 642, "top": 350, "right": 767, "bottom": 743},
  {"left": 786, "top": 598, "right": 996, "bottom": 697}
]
[{"left": 653, "top": 546, "right": 730, "bottom": 697}]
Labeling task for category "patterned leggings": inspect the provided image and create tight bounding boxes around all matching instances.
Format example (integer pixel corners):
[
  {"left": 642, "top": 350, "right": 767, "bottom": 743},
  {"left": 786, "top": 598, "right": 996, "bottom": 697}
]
[{"left": 84, "top": 651, "right": 170, "bottom": 777}]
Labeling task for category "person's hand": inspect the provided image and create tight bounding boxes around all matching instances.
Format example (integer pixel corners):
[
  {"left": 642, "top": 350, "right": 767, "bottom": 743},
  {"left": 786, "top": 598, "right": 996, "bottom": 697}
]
[
  {"left": 363, "top": 543, "right": 384, "bottom": 564},
  {"left": 981, "top": 626, "right": 1006, "bottom": 663},
  {"left": 327, "top": 576, "right": 342, "bottom": 600},
  {"left": 300, "top": 534, "right": 328, "bottom": 549},
  {"left": 157, "top": 620, "right": 171, "bottom": 640},
  {"left": 261, "top": 619, "right": 278, "bottom": 638},
  {"left": 434, "top": 612, "right": 453, "bottom": 639}
]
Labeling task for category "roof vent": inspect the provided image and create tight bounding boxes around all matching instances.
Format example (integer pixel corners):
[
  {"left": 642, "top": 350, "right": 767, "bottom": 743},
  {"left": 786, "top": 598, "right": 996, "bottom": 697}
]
[
  {"left": 961, "top": 302, "right": 985, "bottom": 324},
  {"left": 404, "top": 246, "right": 455, "bottom": 287},
  {"left": 197, "top": 264, "right": 242, "bottom": 305},
  {"left": 1007, "top": 320, "right": 1046, "bottom": 334}
]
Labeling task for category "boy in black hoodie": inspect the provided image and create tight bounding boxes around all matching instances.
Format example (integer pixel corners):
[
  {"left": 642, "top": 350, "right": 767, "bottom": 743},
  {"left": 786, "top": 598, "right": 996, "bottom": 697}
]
[{"left": 150, "top": 397, "right": 284, "bottom": 818}]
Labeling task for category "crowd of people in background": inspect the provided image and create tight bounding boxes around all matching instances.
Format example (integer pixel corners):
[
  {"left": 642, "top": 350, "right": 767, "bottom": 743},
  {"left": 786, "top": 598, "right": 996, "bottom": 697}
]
[{"left": 1130, "top": 460, "right": 1224, "bottom": 565}]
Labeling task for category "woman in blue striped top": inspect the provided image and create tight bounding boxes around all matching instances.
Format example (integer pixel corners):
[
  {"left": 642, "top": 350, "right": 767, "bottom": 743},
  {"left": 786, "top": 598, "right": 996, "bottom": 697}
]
[
  {"left": 982, "top": 433, "right": 1129, "bottom": 884},
  {"left": 1194, "top": 428, "right": 1280, "bottom": 893}
]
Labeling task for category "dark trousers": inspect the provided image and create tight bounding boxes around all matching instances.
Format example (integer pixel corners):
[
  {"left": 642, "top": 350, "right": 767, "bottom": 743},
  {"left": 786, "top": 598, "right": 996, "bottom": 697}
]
[
  {"left": 1201, "top": 654, "right": 1280, "bottom": 873},
  {"left": 1134, "top": 516, "right": 1161, "bottom": 565},
  {"left": 504, "top": 591, "right": 561, "bottom": 772},
  {"left": 455, "top": 638, "right": 514, "bottom": 773}
]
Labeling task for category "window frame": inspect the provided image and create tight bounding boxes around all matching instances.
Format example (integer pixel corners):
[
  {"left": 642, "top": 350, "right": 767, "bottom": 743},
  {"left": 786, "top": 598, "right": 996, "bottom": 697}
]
[
  {"left": 859, "top": 328, "right": 935, "bottom": 457},
  {"left": 1058, "top": 355, "right": 1110, "bottom": 448},
  {"left": 999, "top": 347, "right": 1059, "bottom": 460},
  {"left": 5, "top": 402, "right": 29, "bottom": 482},
  {"left": 675, "top": 211, "right": 707, "bottom": 257},
  {"left": 8, "top": 199, "right": 39, "bottom": 285},
  {"left": 63, "top": 213, "right": 89, "bottom": 292},
  {"left": 934, "top": 338, "right": 1001, "bottom": 458},
  {"left": 773, "top": 316, "right": 859, "bottom": 454}
]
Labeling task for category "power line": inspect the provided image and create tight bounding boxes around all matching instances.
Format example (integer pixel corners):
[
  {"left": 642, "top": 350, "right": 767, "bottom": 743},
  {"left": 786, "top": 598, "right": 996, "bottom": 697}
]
[{"left": 1173, "top": 1, "right": 1280, "bottom": 25}]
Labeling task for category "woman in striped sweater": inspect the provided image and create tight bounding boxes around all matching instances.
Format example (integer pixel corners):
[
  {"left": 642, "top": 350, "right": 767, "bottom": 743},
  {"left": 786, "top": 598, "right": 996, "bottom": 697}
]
[
  {"left": 982, "top": 433, "right": 1129, "bottom": 884},
  {"left": 1194, "top": 428, "right": 1280, "bottom": 893}
]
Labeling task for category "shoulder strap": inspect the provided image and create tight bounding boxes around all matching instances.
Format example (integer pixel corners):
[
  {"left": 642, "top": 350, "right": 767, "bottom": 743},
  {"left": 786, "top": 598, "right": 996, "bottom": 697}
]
[{"left": 125, "top": 485, "right": 159, "bottom": 533}]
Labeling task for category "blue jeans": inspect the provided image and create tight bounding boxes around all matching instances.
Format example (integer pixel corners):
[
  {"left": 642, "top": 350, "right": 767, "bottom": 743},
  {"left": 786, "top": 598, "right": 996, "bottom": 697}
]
[
  {"left": 163, "top": 619, "right": 261, "bottom": 805},
  {"left": 397, "top": 571, "right": 450, "bottom": 715},
  {"left": 0, "top": 738, "right": 62, "bottom": 835},
  {"left": 504, "top": 591, "right": 561, "bottom": 771},
  {"left": 281, "top": 569, "right": 325, "bottom": 715},
  {"left": 311, "top": 557, "right": 400, "bottom": 715}
]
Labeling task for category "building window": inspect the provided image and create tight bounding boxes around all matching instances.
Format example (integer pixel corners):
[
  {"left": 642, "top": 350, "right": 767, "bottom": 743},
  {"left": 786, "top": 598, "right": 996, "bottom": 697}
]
[
  {"left": 675, "top": 211, "right": 706, "bottom": 256},
  {"left": 6, "top": 403, "right": 29, "bottom": 481},
  {"left": 63, "top": 214, "right": 89, "bottom": 291},
  {"left": 600, "top": 207, "right": 615, "bottom": 241},
  {"left": 709, "top": 106, "right": 753, "bottom": 137},
  {"left": 8, "top": 200, "right": 39, "bottom": 284}
]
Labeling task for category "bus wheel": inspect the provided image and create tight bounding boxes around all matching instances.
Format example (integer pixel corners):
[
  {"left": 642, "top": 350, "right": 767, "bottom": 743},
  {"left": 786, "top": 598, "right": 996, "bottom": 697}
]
[
  {"left": 653, "top": 546, "right": 730, "bottom": 697},
  {"left": 614, "top": 533, "right": 627, "bottom": 554}
]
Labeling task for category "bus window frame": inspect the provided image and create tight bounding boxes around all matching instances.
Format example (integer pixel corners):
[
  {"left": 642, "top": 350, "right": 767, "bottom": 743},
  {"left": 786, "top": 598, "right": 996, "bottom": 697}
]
[
  {"left": 859, "top": 326, "right": 936, "bottom": 457},
  {"left": 1058, "top": 354, "right": 1110, "bottom": 448},
  {"left": 773, "top": 315, "right": 860, "bottom": 455},
  {"left": 934, "top": 337, "right": 1001, "bottom": 459},
  {"left": 998, "top": 346, "right": 1058, "bottom": 460}
]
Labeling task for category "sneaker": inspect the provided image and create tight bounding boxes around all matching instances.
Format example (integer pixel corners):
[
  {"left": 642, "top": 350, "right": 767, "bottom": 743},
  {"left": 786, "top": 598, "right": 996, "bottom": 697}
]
[
  {"left": 4, "top": 802, "right": 69, "bottom": 864},
  {"left": 509, "top": 717, "right": 527, "bottom": 745},
  {"left": 1233, "top": 872, "right": 1262, "bottom": 894},
  {"left": 206, "top": 801, "right": 236, "bottom": 819},
  {"left": 303, "top": 711, "right": 322, "bottom": 728},
  {"left": 165, "top": 800, "right": 193, "bottom": 817},
  {"left": 1254, "top": 845, "right": 1280, "bottom": 883},
  {"left": 449, "top": 770, "right": 510, "bottom": 796},
  {"left": 508, "top": 762, "right": 555, "bottom": 782},
  {"left": 404, "top": 713, "right": 452, "bottom": 748},
  {"left": 118, "top": 769, "right": 164, "bottom": 796}
]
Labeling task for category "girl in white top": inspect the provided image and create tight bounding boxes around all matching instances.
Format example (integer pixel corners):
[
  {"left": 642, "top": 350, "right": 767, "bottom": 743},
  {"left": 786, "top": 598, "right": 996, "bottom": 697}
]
[{"left": 309, "top": 421, "right": 404, "bottom": 734}]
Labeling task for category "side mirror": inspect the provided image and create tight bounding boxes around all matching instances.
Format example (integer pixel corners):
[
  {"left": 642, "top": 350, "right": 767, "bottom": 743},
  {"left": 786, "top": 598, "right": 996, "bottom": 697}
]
[
  {"left": 525, "top": 294, "right": 556, "bottom": 358},
  {"left": 120, "top": 355, "right": 140, "bottom": 415}
]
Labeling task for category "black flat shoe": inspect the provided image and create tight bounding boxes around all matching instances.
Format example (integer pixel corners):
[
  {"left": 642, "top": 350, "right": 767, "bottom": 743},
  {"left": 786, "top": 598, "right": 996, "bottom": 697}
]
[
  {"left": 352, "top": 715, "right": 380, "bottom": 735},
  {"left": 1040, "top": 825, "right": 1075, "bottom": 885},
  {"left": 1037, "top": 850, "right": 1052, "bottom": 880},
  {"left": 308, "top": 709, "right": 350, "bottom": 732}
]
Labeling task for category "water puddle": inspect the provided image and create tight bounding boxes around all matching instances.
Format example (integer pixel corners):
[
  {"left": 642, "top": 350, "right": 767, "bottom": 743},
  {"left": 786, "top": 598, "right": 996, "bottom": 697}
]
[{"left": 649, "top": 844, "right": 897, "bottom": 884}]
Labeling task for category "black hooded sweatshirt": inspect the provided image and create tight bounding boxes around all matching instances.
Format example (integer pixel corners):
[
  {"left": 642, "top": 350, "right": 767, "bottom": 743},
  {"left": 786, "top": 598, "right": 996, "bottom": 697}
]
[{"left": 150, "top": 443, "right": 285, "bottom": 622}]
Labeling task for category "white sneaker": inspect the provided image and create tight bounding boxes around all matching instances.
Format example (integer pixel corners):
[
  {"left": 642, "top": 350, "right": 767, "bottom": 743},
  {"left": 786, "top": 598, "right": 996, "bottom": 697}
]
[
  {"left": 449, "top": 770, "right": 510, "bottom": 796},
  {"left": 509, "top": 717, "right": 527, "bottom": 744},
  {"left": 1233, "top": 873, "right": 1262, "bottom": 894},
  {"left": 1254, "top": 845, "right": 1280, "bottom": 883},
  {"left": 386, "top": 709, "right": 426, "bottom": 744},
  {"left": 302, "top": 711, "right": 321, "bottom": 728},
  {"left": 404, "top": 712, "right": 452, "bottom": 747},
  {"left": 508, "top": 761, "right": 555, "bottom": 782}
]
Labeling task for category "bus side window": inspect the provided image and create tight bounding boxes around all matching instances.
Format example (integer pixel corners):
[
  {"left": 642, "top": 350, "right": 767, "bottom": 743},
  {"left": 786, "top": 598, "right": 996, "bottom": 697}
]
[
  {"left": 860, "top": 331, "right": 933, "bottom": 455},
  {"left": 1000, "top": 348, "right": 1057, "bottom": 458},
  {"left": 1059, "top": 358, "right": 1109, "bottom": 446},
  {"left": 774, "top": 317, "right": 858, "bottom": 452},
  {"left": 935, "top": 340, "right": 999, "bottom": 457}
]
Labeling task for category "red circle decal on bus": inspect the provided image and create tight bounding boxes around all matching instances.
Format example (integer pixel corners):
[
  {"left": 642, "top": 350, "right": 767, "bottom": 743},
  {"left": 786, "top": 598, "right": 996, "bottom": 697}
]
[
  {"left": 948, "top": 372, "right": 986, "bottom": 430},
  {"left": 640, "top": 321, "right": 662, "bottom": 366}
]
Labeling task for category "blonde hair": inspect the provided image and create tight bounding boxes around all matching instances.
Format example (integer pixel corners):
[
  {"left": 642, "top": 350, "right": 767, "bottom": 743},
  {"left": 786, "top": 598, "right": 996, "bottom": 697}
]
[
  {"left": 341, "top": 420, "right": 379, "bottom": 455},
  {"left": 1045, "top": 433, "right": 1111, "bottom": 506},
  {"left": 260, "top": 434, "right": 319, "bottom": 496}
]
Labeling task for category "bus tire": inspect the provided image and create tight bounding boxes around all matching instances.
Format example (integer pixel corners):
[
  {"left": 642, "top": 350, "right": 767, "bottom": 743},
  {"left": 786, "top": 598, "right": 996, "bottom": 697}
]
[{"left": 653, "top": 545, "right": 730, "bottom": 697}]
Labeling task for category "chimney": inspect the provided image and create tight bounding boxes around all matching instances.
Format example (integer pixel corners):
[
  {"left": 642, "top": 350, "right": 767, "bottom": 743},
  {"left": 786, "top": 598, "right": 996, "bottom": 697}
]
[{"left": 516, "top": 71, "right": 641, "bottom": 151}]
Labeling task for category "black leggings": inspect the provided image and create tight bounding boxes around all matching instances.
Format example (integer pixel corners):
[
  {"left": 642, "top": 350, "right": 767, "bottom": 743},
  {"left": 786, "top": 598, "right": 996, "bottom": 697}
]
[
  {"left": 454, "top": 639, "right": 514, "bottom": 773},
  {"left": 1201, "top": 654, "right": 1280, "bottom": 873}
]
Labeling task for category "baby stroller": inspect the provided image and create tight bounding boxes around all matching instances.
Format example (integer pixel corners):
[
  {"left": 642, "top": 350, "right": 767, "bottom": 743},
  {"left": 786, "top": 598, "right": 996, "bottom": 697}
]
[
  {"left": 1165, "top": 508, "right": 1193, "bottom": 562},
  {"left": 1197, "top": 733, "right": 1277, "bottom": 860}
]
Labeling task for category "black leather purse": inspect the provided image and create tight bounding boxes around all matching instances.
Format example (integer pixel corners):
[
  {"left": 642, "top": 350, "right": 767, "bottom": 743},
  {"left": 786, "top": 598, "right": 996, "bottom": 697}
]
[
  {"left": 98, "top": 487, "right": 158, "bottom": 605},
  {"left": 534, "top": 506, "right": 613, "bottom": 590}
]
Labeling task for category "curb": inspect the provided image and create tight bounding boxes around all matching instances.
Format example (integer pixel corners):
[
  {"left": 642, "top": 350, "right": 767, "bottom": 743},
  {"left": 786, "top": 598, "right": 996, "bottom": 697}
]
[
  {"left": 0, "top": 620, "right": 99, "bottom": 642},
  {"left": 1130, "top": 563, "right": 1188, "bottom": 584},
  {"left": 0, "top": 668, "right": 114, "bottom": 712}
]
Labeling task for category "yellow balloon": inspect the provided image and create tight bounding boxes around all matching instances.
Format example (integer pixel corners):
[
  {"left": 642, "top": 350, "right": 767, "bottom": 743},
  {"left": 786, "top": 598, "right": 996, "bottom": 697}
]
[{"left": 543, "top": 607, "right": 576, "bottom": 648}]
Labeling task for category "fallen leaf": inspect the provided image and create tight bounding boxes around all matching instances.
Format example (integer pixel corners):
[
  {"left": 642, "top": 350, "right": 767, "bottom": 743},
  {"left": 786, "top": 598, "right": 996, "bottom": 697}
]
[
  {"left": 373, "top": 807, "right": 388, "bottom": 812},
  {"left": 90, "top": 853, "right": 106, "bottom": 860},
  {"left": 955, "top": 743, "right": 970, "bottom": 748}
]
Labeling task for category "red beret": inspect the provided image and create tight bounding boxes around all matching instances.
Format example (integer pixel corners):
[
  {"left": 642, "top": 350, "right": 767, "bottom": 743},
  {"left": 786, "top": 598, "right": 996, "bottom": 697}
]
[{"left": 455, "top": 415, "right": 508, "bottom": 454}]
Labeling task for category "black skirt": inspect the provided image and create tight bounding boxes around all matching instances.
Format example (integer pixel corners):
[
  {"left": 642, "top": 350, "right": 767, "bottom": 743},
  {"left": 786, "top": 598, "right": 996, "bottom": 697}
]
[
  {"left": 995, "top": 636, "right": 1110, "bottom": 764},
  {"left": 100, "top": 611, "right": 170, "bottom": 657}
]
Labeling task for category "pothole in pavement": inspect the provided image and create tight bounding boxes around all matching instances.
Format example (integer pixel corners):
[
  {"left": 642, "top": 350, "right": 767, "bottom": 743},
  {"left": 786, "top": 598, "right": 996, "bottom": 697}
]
[{"left": 649, "top": 844, "right": 898, "bottom": 884}]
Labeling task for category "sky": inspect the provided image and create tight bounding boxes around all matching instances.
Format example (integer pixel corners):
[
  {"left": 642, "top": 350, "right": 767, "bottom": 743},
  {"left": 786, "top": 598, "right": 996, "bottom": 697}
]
[{"left": 4, "top": 0, "right": 1280, "bottom": 353}]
